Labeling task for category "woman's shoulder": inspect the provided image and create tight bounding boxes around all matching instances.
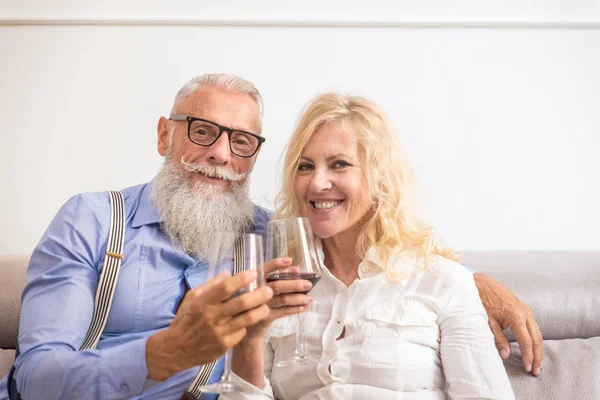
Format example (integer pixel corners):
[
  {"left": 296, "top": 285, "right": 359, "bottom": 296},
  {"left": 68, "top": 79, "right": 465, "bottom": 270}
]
[
  {"left": 387, "top": 253, "right": 472, "bottom": 283},
  {"left": 413, "top": 255, "right": 476, "bottom": 297},
  {"left": 383, "top": 255, "right": 477, "bottom": 312},
  {"left": 428, "top": 255, "right": 472, "bottom": 277}
]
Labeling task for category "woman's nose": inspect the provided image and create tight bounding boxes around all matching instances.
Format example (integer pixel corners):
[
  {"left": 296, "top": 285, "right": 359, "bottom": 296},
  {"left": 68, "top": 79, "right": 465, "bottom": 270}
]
[{"left": 309, "top": 170, "right": 332, "bottom": 192}]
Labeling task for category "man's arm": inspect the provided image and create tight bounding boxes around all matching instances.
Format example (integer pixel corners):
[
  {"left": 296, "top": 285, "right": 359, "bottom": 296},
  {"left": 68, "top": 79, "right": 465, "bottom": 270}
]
[
  {"left": 13, "top": 194, "right": 149, "bottom": 399},
  {"left": 473, "top": 273, "right": 544, "bottom": 376},
  {"left": 14, "top": 194, "right": 275, "bottom": 399}
]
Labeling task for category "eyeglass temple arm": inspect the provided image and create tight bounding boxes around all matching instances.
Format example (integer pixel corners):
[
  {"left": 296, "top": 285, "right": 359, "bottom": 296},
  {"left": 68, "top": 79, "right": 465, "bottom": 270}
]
[{"left": 169, "top": 114, "right": 188, "bottom": 121}]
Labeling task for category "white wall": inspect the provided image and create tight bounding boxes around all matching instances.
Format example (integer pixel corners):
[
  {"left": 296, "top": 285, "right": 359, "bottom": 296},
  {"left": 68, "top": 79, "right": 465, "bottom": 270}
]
[{"left": 1, "top": 1, "right": 599, "bottom": 254}]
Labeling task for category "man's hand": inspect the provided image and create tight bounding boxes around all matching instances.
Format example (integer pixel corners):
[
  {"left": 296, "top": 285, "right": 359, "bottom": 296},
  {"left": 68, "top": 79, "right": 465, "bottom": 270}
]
[
  {"left": 243, "top": 257, "right": 313, "bottom": 341},
  {"left": 474, "top": 273, "right": 543, "bottom": 376},
  {"left": 146, "top": 270, "right": 273, "bottom": 381}
]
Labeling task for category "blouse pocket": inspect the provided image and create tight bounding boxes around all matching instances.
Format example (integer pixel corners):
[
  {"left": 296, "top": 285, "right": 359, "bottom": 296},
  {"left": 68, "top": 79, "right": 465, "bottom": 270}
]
[{"left": 360, "top": 299, "right": 437, "bottom": 366}]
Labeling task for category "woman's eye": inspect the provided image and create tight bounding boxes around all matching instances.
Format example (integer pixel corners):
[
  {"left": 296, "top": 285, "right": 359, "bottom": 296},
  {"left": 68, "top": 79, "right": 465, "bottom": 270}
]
[
  {"left": 297, "top": 163, "right": 313, "bottom": 171},
  {"left": 332, "top": 160, "right": 350, "bottom": 168}
]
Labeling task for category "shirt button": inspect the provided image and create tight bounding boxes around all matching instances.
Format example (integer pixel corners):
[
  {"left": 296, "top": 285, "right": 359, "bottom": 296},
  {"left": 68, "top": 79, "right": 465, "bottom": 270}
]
[{"left": 120, "top": 382, "right": 129, "bottom": 391}]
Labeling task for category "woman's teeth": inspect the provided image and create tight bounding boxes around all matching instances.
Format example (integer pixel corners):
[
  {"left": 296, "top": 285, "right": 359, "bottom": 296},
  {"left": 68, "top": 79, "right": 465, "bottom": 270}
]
[{"left": 314, "top": 201, "right": 341, "bottom": 209}]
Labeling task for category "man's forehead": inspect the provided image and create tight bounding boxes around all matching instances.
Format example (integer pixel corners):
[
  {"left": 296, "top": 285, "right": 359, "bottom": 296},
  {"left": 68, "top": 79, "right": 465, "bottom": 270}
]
[{"left": 176, "top": 88, "right": 261, "bottom": 133}]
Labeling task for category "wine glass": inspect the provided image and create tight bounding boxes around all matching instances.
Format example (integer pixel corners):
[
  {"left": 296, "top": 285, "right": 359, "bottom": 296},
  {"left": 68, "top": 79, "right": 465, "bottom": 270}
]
[
  {"left": 199, "top": 232, "right": 265, "bottom": 394},
  {"left": 265, "top": 217, "right": 322, "bottom": 366}
]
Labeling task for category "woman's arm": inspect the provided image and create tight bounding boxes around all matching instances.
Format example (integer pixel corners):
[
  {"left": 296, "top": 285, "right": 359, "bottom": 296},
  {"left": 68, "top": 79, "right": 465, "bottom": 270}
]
[
  {"left": 232, "top": 338, "right": 267, "bottom": 388},
  {"left": 220, "top": 339, "right": 275, "bottom": 400},
  {"left": 223, "top": 257, "right": 312, "bottom": 399},
  {"left": 439, "top": 272, "right": 516, "bottom": 400}
]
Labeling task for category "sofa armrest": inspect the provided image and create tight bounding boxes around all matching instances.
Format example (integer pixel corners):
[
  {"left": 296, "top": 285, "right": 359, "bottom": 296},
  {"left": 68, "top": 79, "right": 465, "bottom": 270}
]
[{"left": 0, "top": 255, "right": 29, "bottom": 349}]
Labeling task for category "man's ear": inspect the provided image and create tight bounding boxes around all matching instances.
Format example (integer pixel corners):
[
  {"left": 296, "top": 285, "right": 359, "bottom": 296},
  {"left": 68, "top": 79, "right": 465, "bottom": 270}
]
[{"left": 157, "top": 116, "right": 170, "bottom": 156}]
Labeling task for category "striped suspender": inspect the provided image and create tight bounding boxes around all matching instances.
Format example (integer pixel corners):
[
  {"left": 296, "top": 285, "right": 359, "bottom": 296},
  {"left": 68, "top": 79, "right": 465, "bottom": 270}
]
[
  {"left": 182, "top": 237, "right": 245, "bottom": 399},
  {"left": 182, "top": 359, "right": 219, "bottom": 399},
  {"left": 233, "top": 237, "right": 245, "bottom": 275},
  {"left": 80, "top": 191, "right": 125, "bottom": 350}
]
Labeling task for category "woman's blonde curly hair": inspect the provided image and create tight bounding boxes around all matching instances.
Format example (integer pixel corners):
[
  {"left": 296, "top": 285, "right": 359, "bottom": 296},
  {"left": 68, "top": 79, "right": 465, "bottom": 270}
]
[{"left": 275, "top": 93, "right": 458, "bottom": 278}]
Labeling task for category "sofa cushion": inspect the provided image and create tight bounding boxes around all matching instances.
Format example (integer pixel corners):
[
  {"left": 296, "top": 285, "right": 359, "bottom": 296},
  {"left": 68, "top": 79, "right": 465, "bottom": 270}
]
[
  {"left": 0, "top": 255, "right": 29, "bottom": 349},
  {"left": 460, "top": 251, "right": 600, "bottom": 340},
  {"left": 0, "top": 348, "right": 16, "bottom": 379},
  {"left": 504, "top": 337, "right": 600, "bottom": 399}
]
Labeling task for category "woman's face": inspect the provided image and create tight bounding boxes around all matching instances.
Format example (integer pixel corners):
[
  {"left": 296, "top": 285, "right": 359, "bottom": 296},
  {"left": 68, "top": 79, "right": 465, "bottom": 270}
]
[{"left": 294, "top": 122, "right": 372, "bottom": 239}]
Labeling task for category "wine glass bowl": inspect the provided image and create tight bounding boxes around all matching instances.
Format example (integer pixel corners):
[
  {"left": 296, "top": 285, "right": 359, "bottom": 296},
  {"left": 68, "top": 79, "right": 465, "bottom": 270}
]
[{"left": 265, "top": 270, "right": 321, "bottom": 294}]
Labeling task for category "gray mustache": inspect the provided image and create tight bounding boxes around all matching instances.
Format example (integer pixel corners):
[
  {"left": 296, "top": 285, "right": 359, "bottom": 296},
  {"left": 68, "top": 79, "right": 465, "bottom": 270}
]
[{"left": 180, "top": 157, "right": 246, "bottom": 181}]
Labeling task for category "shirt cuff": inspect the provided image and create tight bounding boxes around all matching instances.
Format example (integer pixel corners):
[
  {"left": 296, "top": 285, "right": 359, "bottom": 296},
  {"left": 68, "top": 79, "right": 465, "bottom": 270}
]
[
  {"left": 99, "top": 336, "right": 149, "bottom": 399},
  {"left": 226, "top": 372, "right": 274, "bottom": 399}
]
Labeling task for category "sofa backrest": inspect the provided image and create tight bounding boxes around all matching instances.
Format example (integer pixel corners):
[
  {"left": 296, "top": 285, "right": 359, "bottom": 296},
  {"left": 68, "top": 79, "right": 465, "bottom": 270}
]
[{"left": 460, "top": 251, "right": 600, "bottom": 340}]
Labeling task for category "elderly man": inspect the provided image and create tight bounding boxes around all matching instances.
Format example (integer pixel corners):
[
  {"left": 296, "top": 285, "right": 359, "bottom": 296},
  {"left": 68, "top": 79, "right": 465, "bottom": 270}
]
[{"left": 1, "top": 74, "right": 542, "bottom": 400}]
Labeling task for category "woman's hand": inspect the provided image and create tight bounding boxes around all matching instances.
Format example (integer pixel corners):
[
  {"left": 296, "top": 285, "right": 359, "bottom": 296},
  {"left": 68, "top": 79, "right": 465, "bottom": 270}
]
[{"left": 243, "top": 257, "right": 313, "bottom": 341}]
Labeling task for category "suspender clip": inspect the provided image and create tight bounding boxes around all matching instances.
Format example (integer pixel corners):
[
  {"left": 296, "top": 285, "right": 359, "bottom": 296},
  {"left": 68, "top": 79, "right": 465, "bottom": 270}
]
[{"left": 106, "top": 251, "right": 124, "bottom": 260}]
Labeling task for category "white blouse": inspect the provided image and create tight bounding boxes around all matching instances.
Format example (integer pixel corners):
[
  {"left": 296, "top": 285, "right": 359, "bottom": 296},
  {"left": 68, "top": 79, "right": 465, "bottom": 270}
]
[{"left": 224, "top": 248, "right": 515, "bottom": 400}]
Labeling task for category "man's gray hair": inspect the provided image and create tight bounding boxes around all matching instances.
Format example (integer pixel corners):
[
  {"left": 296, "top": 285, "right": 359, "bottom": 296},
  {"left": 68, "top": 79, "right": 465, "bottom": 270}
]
[{"left": 172, "top": 73, "right": 264, "bottom": 131}]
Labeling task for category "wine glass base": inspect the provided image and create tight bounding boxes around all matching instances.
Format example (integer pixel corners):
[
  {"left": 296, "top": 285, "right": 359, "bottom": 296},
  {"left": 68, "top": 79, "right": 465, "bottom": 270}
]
[
  {"left": 199, "top": 380, "right": 246, "bottom": 394},
  {"left": 276, "top": 355, "right": 321, "bottom": 367}
]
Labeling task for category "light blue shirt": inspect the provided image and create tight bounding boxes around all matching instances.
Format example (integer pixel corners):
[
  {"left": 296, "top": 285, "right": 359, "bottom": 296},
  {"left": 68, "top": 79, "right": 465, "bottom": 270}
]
[{"left": 0, "top": 182, "right": 271, "bottom": 400}]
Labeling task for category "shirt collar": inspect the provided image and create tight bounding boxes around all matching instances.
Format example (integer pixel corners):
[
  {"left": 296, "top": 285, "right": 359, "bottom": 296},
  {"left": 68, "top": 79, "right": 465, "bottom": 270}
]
[
  {"left": 315, "top": 237, "right": 414, "bottom": 282},
  {"left": 131, "top": 180, "right": 162, "bottom": 228},
  {"left": 314, "top": 237, "right": 382, "bottom": 280}
]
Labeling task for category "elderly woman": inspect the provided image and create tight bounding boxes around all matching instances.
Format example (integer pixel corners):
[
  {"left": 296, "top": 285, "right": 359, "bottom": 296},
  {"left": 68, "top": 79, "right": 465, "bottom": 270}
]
[{"left": 227, "top": 93, "right": 515, "bottom": 399}]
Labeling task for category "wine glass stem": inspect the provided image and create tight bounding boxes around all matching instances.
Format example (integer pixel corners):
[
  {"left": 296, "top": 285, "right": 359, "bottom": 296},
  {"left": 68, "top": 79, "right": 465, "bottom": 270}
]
[
  {"left": 295, "top": 313, "right": 307, "bottom": 357},
  {"left": 221, "top": 347, "right": 233, "bottom": 382}
]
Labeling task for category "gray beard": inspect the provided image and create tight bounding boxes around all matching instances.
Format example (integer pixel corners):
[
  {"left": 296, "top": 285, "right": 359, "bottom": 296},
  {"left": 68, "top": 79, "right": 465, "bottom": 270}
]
[{"left": 150, "top": 158, "right": 254, "bottom": 260}]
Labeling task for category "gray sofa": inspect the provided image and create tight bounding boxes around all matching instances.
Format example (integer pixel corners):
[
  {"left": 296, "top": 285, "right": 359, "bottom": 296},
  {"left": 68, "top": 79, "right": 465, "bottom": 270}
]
[
  {"left": 0, "top": 255, "right": 27, "bottom": 385},
  {"left": 1, "top": 252, "right": 599, "bottom": 399}
]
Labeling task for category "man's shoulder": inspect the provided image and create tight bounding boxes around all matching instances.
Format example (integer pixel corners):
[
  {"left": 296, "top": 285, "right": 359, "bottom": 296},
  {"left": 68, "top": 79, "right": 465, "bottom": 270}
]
[
  {"left": 64, "top": 182, "right": 147, "bottom": 207},
  {"left": 250, "top": 204, "right": 273, "bottom": 236},
  {"left": 56, "top": 182, "right": 150, "bottom": 226},
  {"left": 252, "top": 203, "right": 273, "bottom": 220}
]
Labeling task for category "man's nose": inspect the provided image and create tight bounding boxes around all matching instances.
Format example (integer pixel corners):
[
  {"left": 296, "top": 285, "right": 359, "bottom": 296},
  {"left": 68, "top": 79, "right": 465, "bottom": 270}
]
[{"left": 205, "top": 132, "right": 232, "bottom": 164}]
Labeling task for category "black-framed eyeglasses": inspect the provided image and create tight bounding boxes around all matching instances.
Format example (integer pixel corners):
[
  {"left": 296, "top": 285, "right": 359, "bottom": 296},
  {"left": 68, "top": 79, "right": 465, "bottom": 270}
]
[{"left": 169, "top": 114, "right": 265, "bottom": 158}]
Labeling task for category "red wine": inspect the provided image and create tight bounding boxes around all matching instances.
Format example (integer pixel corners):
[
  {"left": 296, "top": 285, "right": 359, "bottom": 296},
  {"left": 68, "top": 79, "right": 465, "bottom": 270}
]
[{"left": 266, "top": 272, "right": 322, "bottom": 294}]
